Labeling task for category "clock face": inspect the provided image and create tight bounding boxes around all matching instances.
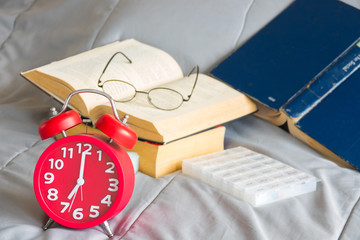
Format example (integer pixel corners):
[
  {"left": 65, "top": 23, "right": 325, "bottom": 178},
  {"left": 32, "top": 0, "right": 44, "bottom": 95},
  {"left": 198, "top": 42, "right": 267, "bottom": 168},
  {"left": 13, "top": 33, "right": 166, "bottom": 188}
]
[{"left": 34, "top": 134, "right": 133, "bottom": 229}]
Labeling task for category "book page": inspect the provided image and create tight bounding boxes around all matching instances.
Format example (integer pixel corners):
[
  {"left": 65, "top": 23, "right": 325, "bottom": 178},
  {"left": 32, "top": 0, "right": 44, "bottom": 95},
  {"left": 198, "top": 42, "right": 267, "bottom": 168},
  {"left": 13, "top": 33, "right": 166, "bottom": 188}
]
[
  {"left": 113, "top": 73, "right": 242, "bottom": 119},
  {"left": 92, "top": 73, "right": 255, "bottom": 142},
  {"left": 32, "top": 39, "right": 183, "bottom": 110}
]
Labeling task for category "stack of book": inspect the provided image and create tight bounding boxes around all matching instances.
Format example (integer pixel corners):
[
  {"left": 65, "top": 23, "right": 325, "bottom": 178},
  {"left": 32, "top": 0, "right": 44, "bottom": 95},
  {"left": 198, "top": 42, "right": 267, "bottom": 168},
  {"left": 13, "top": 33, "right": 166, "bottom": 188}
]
[{"left": 21, "top": 39, "right": 257, "bottom": 177}]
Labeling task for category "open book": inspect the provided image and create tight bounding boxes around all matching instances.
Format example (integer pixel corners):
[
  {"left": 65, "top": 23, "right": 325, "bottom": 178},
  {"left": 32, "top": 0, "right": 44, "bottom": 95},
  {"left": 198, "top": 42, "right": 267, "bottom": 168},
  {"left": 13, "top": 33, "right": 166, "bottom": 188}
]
[{"left": 22, "top": 39, "right": 256, "bottom": 143}]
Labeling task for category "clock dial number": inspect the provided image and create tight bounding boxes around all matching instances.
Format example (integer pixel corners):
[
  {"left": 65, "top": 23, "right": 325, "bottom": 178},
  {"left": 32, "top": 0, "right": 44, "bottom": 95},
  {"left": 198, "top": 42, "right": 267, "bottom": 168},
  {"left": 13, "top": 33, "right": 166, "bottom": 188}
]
[
  {"left": 49, "top": 158, "right": 64, "bottom": 170},
  {"left": 60, "top": 202, "right": 70, "bottom": 213},
  {"left": 89, "top": 205, "right": 100, "bottom": 218},
  {"left": 101, "top": 195, "right": 112, "bottom": 207},
  {"left": 77, "top": 143, "right": 92, "bottom": 155},
  {"left": 61, "top": 147, "right": 74, "bottom": 159},
  {"left": 105, "top": 162, "right": 115, "bottom": 173},
  {"left": 108, "top": 178, "right": 119, "bottom": 192},
  {"left": 73, "top": 208, "right": 84, "bottom": 220},
  {"left": 47, "top": 188, "right": 58, "bottom": 201},
  {"left": 97, "top": 150, "right": 102, "bottom": 161},
  {"left": 44, "top": 172, "right": 54, "bottom": 184}
]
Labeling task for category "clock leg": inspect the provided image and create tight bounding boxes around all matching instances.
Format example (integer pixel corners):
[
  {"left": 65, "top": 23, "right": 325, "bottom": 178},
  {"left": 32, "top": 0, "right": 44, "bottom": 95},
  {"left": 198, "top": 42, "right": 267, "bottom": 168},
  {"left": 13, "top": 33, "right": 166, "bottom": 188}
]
[
  {"left": 42, "top": 217, "right": 55, "bottom": 230},
  {"left": 101, "top": 221, "right": 114, "bottom": 238}
]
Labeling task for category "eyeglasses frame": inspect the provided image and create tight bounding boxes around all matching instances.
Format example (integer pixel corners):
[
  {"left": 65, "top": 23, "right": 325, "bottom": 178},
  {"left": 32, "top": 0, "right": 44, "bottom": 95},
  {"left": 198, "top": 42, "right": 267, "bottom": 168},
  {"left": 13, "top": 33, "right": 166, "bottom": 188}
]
[{"left": 97, "top": 51, "right": 199, "bottom": 110}]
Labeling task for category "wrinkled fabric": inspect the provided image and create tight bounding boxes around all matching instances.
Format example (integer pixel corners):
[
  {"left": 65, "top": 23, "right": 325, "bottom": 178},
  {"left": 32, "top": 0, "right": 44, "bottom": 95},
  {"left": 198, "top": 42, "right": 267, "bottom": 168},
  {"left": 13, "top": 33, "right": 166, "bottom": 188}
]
[{"left": 0, "top": 0, "right": 360, "bottom": 239}]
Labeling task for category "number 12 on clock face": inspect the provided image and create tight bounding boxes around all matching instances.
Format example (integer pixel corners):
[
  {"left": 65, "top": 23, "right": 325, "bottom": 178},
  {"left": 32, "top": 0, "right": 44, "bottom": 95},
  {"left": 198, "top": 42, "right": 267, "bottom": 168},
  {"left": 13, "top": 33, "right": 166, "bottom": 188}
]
[{"left": 34, "top": 134, "right": 135, "bottom": 229}]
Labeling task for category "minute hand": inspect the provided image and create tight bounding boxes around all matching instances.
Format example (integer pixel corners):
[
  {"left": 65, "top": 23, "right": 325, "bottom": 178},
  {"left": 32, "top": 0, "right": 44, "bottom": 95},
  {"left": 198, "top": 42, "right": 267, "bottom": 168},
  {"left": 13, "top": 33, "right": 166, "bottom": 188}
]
[
  {"left": 67, "top": 151, "right": 88, "bottom": 200},
  {"left": 78, "top": 150, "right": 87, "bottom": 180}
]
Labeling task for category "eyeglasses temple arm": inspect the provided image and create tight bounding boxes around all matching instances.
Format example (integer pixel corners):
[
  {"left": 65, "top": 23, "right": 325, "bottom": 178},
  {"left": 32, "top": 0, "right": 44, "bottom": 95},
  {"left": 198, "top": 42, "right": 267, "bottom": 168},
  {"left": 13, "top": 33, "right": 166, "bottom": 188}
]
[
  {"left": 97, "top": 51, "right": 132, "bottom": 87},
  {"left": 184, "top": 65, "right": 199, "bottom": 101}
]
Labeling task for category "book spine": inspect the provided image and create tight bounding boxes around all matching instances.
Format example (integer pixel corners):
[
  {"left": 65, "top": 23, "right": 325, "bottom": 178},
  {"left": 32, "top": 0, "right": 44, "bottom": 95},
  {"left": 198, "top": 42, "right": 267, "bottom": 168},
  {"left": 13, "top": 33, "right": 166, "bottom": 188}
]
[{"left": 283, "top": 38, "right": 360, "bottom": 121}]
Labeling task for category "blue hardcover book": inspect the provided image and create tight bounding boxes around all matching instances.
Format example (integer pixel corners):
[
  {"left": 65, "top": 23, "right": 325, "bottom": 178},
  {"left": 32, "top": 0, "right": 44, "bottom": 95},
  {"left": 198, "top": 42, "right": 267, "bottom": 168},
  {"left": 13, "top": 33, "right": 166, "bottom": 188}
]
[
  {"left": 287, "top": 40, "right": 360, "bottom": 169},
  {"left": 285, "top": 39, "right": 360, "bottom": 120},
  {"left": 211, "top": 0, "right": 360, "bottom": 169}
]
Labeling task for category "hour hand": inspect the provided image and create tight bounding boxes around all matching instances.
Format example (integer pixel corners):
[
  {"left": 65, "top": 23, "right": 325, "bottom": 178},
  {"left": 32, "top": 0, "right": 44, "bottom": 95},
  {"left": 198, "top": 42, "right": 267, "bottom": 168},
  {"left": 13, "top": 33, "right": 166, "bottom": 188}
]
[
  {"left": 67, "top": 178, "right": 84, "bottom": 200},
  {"left": 68, "top": 184, "right": 79, "bottom": 200}
]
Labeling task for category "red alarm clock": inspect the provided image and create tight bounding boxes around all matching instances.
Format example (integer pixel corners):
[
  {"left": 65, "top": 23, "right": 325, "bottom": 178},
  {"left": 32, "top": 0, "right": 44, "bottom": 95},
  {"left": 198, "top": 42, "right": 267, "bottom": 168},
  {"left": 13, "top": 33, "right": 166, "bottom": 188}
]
[{"left": 33, "top": 89, "right": 137, "bottom": 237}]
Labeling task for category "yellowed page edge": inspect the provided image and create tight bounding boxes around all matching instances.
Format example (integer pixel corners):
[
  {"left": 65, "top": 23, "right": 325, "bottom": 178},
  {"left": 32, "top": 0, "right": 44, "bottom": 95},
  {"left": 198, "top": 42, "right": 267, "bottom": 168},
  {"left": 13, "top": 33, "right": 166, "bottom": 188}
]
[
  {"left": 287, "top": 119, "right": 355, "bottom": 170},
  {"left": 154, "top": 126, "right": 225, "bottom": 177}
]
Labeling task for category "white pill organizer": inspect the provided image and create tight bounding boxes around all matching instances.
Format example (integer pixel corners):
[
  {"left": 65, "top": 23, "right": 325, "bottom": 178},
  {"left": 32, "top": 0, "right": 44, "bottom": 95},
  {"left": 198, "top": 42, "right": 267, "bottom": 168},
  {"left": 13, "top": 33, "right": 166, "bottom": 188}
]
[{"left": 182, "top": 146, "right": 318, "bottom": 207}]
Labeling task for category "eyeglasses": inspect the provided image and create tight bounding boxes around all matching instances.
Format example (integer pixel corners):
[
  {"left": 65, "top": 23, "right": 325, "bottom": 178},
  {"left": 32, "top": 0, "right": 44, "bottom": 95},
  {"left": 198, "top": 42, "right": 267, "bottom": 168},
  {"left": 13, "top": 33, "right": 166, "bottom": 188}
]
[{"left": 97, "top": 51, "right": 199, "bottom": 111}]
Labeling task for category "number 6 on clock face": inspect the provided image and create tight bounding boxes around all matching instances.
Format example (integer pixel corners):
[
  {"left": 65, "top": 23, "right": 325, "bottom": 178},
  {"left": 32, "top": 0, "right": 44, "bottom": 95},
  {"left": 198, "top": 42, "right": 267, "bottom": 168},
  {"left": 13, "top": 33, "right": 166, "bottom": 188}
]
[{"left": 33, "top": 134, "right": 135, "bottom": 229}]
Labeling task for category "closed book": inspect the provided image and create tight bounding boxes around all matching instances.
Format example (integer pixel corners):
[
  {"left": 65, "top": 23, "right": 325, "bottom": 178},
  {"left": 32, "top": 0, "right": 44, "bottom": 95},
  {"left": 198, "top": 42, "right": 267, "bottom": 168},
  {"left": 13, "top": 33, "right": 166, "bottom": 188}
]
[
  {"left": 58, "top": 123, "right": 226, "bottom": 178},
  {"left": 211, "top": 0, "right": 360, "bottom": 169}
]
